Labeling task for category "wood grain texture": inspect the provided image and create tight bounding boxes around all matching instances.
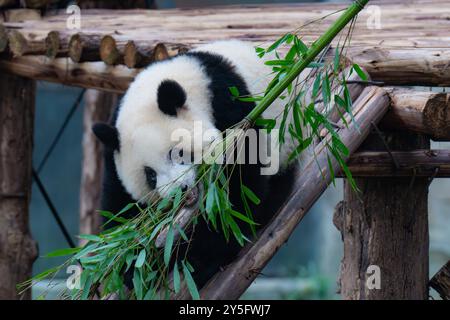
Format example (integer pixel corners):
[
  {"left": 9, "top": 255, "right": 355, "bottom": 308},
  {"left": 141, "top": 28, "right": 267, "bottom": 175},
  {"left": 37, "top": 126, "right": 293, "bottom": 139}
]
[
  {"left": 0, "top": 0, "right": 449, "bottom": 85},
  {"left": 430, "top": 261, "right": 450, "bottom": 300},
  {"left": 0, "top": 72, "right": 38, "bottom": 300},
  {"left": 341, "top": 149, "right": 450, "bottom": 177},
  {"left": 337, "top": 131, "right": 430, "bottom": 300},
  {"left": 79, "top": 89, "right": 117, "bottom": 245},
  {"left": 383, "top": 88, "right": 450, "bottom": 141}
]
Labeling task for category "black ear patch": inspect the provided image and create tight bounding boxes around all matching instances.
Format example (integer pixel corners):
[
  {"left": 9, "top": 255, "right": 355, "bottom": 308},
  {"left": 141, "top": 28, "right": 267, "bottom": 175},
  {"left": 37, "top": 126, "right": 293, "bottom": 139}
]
[
  {"left": 92, "top": 123, "right": 120, "bottom": 150},
  {"left": 157, "top": 80, "right": 187, "bottom": 116}
]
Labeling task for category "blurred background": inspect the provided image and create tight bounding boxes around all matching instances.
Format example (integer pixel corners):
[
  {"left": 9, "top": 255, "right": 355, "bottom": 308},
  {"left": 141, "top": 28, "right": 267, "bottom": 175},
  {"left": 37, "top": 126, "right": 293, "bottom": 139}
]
[{"left": 28, "top": 0, "right": 450, "bottom": 300}]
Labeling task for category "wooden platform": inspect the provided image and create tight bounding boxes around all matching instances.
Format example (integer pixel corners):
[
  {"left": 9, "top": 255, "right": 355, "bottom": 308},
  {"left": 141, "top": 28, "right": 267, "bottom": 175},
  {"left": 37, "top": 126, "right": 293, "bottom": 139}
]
[{"left": 0, "top": 0, "right": 449, "bottom": 91}]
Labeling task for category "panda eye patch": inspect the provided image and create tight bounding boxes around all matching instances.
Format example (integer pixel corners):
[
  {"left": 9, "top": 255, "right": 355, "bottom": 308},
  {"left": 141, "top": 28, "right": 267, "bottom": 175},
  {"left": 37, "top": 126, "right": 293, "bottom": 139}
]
[{"left": 144, "top": 166, "right": 157, "bottom": 190}]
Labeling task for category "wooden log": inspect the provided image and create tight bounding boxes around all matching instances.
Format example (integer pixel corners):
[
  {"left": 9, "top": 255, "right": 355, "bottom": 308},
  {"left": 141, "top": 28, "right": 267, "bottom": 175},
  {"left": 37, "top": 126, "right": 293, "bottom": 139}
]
[
  {"left": 69, "top": 33, "right": 102, "bottom": 63},
  {"left": 7, "top": 29, "right": 46, "bottom": 56},
  {"left": 79, "top": 89, "right": 117, "bottom": 244},
  {"left": 99, "top": 35, "right": 123, "bottom": 66},
  {"left": 123, "top": 41, "right": 187, "bottom": 68},
  {"left": 383, "top": 87, "right": 450, "bottom": 141},
  {"left": 430, "top": 261, "right": 450, "bottom": 300},
  {"left": 337, "top": 131, "right": 430, "bottom": 300},
  {"left": 3, "top": 9, "right": 41, "bottom": 22},
  {"left": 0, "top": 56, "right": 139, "bottom": 93},
  {"left": 0, "top": 72, "right": 38, "bottom": 299},
  {"left": 348, "top": 47, "right": 450, "bottom": 87},
  {"left": 123, "top": 40, "right": 150, "bottom": 69},
  {"left": 340, "top": 149, "right": 450, "bottom": 177},
  {"left": 196, "top": 86, "right": 390, "bottom": 300},
  {"left": 44, "top": 30, "right": 66, "bottom": 59}
]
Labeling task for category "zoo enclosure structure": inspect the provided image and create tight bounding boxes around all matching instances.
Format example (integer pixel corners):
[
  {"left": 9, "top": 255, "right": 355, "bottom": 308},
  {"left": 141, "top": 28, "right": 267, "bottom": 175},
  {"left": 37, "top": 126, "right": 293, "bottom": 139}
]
[{"left": 0, "top": 0, "right": 449, "bottom": 300}]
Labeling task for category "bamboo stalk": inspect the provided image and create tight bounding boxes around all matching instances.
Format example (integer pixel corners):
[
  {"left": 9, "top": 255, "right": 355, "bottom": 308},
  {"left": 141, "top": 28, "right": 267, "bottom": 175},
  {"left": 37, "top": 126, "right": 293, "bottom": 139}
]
[{"left": 245, "top": 0, "right": 370, "bottom": 123}]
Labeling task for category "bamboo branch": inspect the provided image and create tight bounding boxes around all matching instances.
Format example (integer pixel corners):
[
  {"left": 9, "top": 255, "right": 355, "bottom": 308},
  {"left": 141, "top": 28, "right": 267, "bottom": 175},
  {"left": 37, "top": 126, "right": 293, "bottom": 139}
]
[
  {"left": 245, "top": 0, "right": 370, "bottom": 123},
  {"left": 195, "top": 86, "right": 389, "bottom": 300}
]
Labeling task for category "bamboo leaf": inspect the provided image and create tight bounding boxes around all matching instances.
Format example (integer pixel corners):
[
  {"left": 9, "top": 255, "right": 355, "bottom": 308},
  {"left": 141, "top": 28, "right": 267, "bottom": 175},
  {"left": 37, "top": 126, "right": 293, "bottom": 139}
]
[
  {"left": 352, "top": 63, "right": 368, "bottom": 81},
  {"left": 241, "top": 185, "right": 261, "bottom": 205},
  {"left": 173, "top": 261, "right": 181, "bottom": 293},
  {"left": 229, "top": 209, "right": 258, "bottom": 225},
  {"left": 182, "top": 261, "right": 200, "bottom": 300},
  {"left": 229, "top": 86, "right": 239, "bottom": 97},
  {"left": 164, "top": 227, "right": 174, "bottom": 266},
  {"left": 135, "top": 249, "right": 146, "bottom": 268},
  {"left": 45, "top": 247, "right": 81, "bottom": 258}
]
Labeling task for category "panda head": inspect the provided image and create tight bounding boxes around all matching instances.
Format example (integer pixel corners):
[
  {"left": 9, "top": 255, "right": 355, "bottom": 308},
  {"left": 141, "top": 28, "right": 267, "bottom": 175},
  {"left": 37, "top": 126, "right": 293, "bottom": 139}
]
[{"left": 93, "top": 56, "right": 220, "bottom": 203}]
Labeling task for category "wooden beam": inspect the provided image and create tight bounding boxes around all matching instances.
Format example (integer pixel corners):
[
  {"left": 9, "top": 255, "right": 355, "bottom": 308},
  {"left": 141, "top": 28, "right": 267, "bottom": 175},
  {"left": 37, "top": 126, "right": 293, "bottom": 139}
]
[
  {"left": 336, "top": 131, "right": 430, "bottom": 300},
  {"left": 69, "top": 33, "right": 102, "bottom": 63},
  {"left": 0, "top": 72, "right": 38, "bottom": 299},
  {"left": 347, "top": 47, "right": 450, "bottom": 87},
  {"left": 430, "top": 261, "right": 450, "bottom": 300},
  {"left": 0, "top": 56, "right": 139, "bottom": 93},
  {"left": 196, "top": 86, "right": 390, "bottom": 300},
  {"left": 3, "top": 9, "right": 41, "bottom": 22},
  {"left": 340, "top": 149, "right": 450, "bottom": 177},
  {"left": 383, "top": 87, "right": 450, "bottom": 141}
]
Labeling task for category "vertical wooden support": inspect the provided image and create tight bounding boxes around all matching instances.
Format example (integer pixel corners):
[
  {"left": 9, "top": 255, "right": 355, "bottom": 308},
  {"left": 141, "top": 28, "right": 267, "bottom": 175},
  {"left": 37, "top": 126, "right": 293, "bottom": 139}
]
[
  {"left": 0, "top": 72, "right": 38, "bottom": 299},
  {"left": 79, "top": 90, "right": 116, "bottom": 244},
  {"left": 335, "top": 132, "right": 430, "bottom": 300}
]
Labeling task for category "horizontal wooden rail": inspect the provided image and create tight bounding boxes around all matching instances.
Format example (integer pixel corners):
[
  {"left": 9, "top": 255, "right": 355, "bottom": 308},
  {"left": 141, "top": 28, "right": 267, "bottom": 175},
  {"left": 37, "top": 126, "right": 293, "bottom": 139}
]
[{"left": 339, "top": 150, "right": 450, "bottom": 177}]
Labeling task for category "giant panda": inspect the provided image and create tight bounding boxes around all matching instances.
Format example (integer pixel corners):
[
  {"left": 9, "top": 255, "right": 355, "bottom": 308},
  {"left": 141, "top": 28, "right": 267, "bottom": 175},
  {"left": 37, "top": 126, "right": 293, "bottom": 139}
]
[{"left": 92, "top": 40, "right": 304, "bottom": 289}]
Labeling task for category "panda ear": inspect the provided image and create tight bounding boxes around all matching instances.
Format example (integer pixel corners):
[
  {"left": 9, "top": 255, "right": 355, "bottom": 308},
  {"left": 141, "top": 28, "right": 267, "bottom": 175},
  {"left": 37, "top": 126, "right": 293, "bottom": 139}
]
[
  {"left": 92, "top": 123, "right": 119, "bottom": 150},
  {"left": 157, "top": 80, "right": 186, "bottom": 116}
]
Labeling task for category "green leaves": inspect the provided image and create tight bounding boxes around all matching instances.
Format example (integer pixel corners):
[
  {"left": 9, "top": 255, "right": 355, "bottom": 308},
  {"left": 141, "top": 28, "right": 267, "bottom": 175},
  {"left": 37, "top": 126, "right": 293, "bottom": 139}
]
[
  {"left": 45, "top": 247, "right": 81, "bottom": 258},
  {"left": 135, "top": 249, "right": 146, "bottom": 268},
  {"left": 173, "top": 261, "right": 181, "bottom": 293},
  {"left": 241, "top": 185, "right": 260, "bottom": 205},
  {"left": 164, "top": 226, "right": 174, "bottom": 267},
  {"left": 352, "top": 63, "right": 368, "bottom": 81},
  {"left": 182, "top": 260, "right": 199, "bottom": 300}
]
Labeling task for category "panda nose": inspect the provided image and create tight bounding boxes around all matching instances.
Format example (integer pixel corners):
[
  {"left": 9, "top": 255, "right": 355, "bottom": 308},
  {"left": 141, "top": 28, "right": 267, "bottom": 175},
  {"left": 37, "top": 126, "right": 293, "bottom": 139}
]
[{"left": 181, "top": 185, "right": 188, "bottom": 192}]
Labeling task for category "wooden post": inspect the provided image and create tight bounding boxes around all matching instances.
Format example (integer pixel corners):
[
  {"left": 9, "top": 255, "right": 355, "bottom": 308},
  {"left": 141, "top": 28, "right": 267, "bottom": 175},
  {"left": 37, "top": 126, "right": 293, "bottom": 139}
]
[
  {"left": 0, "top": 72, "right": 38, "bottom": 299},
  {"left": 335, "top": 131, "right": 430, "bottom": 300},
  {"left": 79, "top": 90, "right": 117, "bottom": 244}
]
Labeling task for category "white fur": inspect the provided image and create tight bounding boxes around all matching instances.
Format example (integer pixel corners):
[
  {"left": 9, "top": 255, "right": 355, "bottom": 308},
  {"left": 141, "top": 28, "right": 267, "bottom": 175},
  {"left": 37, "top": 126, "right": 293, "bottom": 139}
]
[{"left": 114, "top": 40, "right": 305, "bottom": 202}]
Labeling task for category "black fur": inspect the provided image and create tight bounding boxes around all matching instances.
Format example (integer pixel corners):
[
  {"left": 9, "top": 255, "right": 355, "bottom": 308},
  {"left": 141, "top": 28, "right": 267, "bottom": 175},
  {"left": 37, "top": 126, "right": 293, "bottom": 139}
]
[
  {"left": 95, "top": 51, "right": 297, "bottom": 290},
  {"left": 186, "top": 51, "right": 255, "bottom": 131},
  {"left": 92, "top": 123, "right": 120, "bottom": 151},
  {"left": 157, "top": 79, "right": 187, "bottom": 116}
]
